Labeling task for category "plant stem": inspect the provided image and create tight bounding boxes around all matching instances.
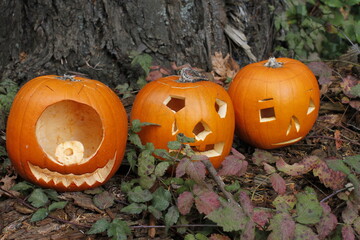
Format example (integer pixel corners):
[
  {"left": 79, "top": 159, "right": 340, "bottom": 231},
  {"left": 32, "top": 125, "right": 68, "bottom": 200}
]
[{"left": 264, "top": 57, "right": 283, "bottom": 68}]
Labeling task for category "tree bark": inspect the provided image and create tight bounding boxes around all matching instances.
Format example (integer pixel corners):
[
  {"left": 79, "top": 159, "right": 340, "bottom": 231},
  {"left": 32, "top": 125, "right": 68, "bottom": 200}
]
[{"left": 0, "top": 0, "right": 280, "bottom": 87}]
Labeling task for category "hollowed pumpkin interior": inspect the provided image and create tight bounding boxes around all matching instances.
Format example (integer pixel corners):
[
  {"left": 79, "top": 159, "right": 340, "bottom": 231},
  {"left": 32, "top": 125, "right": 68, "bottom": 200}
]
[{"left": 36, "top": 100, "right": 103, "bottom": 166}]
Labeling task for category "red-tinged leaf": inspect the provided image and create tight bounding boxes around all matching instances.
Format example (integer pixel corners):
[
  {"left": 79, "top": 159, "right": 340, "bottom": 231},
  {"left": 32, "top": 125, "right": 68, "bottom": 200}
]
[
  {"left": 241, "top": 220, "right": 255, "bottom": 240},
  {"left": 306, "top": 61, "right": 333, "bottom": 85},
  {"left": 273, "top": 194, "right": 297, "bottom": 211},
  {"left": 267, "top": 212, "right": 295, "bottom": 240},
  {"left": 294, "top": 224, "right": 319, "bottom": 239},
  {"left": 231, "top": 147, "right": 245, "bottom": 160},
  {"left": 238, "top": 191, "right": 253, "bottom": 216},
  {"left": 252, "top": 149, "right": 278, "bottom": 166},
  {"left": 316, "top": 202, "right": 338, "bottom": 240},
  {"left": 177, "top": 191, "right": 194, "bottom": 215},
  {"left": 342, "top": 201, "right": 359, "bottom": 225},
  {"left": 342, "top": 225, "right": 355, "bottom": 240},
  {"left": 218, "top": 155, "right": 248, "bottom": 177},
  {"left": 194, "top": 191, "right": 220, "bottom": 215},
  {"left": 146, "top": 70, "right": 163, "bottom": 81},
  {"left": 252, "top": 208, "right": 274, "bottom": 228},
  {"left": 270, "top": 173, "right": 286, "bottom": 195},
  {"left": 276, "top": 156, "right": 320, "bottom": 176},
  {"left": 341, "top": 75, "right": 359, "bottom": 98},
  {"left": 209, "top": 234, "right": 231, "bottom": 240},
  {"left": 334, "top": 130, "right": 342, "bottom": 150},
  {"left": 176, "top": 158, "right": 188, "bottom": 178},
  {"left": 313, "top": 160, "right": 347, "bottom": 190},
  {"left": 186, "top": 161, "right": 206, "bottom": 183},
  {"left": 349, "top": 100, "right": 360, "bottom": 111},
  {"left": 263, "top": 162, "right": 276, "bottom": 174}
]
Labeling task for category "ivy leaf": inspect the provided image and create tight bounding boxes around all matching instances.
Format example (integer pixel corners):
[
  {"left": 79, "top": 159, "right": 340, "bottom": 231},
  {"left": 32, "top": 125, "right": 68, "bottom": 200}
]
[
  {"left": 294, "top": 224, "right": 318, "bottom": 240},
  {"left": 128, "top": 133, "right": 143, "bottom": 148},
  {"left": 131, "top": 53, "right": 152, "bottom": 75},
  {"left": 165, "top": 206, "right": 179, "bottom": 228},
  {"left": 273, "top": 194, "right": 297, "bottom": 211},
  {"left": 138, "top": 150, "right": 155, "bottom": 177},
  {"left": 154, "top": 162, "right": 170, "bottom": 177},
  {"left": 93, "top": 191, "right": 115, "bottom": 210},
  {"left": 176, "top": 158, "right": 206, "bottom": 184},
  {"left": 206, "top": 201, "right": 248, "bottom": 232},
  {"left": 276, "top": 156, "right": 320, "bottom": 176},
  {"left": 121, "top": 203, "right": 147, "bottom": 214},
  {"left": 252, "top": 149, "right": 278, "bottom": 166},
  {"left": 176, "top": 133, "right": 195, "bottom": 143},
  {"left": 139, "top": 174, "right": 156, "bottom": 189},
  {"left": 151, "top": 187, "right": 171, "bottom": 211},
  {"left": 48, "top": 201, "right": 67, "bottom": 212},
  {"left": 87, "top": 218, "right": 110, "bottom": 235},
  {"left": 28, "top": 189, "right": 49, "bottom": 208},
  {"left": 148, "top": 205, "right": 163, "bottom": 219},
  {"left": 313, "top": 160, "right": 347, "bottom": 190},
  {"left": 128, "top": 186, "right": 153, "bottom": 203},
  {"left": 344, "top": 155, "right": 360, "bottom": 174},
  {"left": 217, "top": 155, "right": 248, "bottom": 177},
  {"left": 342, "top": 225, "right": 356, "bottom": 240},
  {"left": 350, "top": 84, "right": 360, "bottom": 97},
  {"left": 326, "top": 159, "right": 352, "bottom": 175},
  {"left": 252, "top": 207, "right": 274, "bottom": 228},
  {"left": 267, "top": 212, "right": 295, "bottom": 240},
  {"left": 168, "top": 141, "right": 182, "bottom": 150},
  {"left": 177, "top": 191, "right": 194, "bottom": 215},
  {"left": 194, "top": 190, "right": 221, "bottom": 215},
  {"left": 11, "top": 181, "right": 34, "bottom": 192},
  {"left": 295, "top": 187, "right": 322, "bottom": 224},
  {"left": 316, "top": 202, "right": 338, "bottom": 239},
  {"left": 107, "top": 219, "right": 131, "bottom": 240},
  {"left": 130, "top": 119, "right": 160, "bottom": 133},
  {"left": 270, "top": 173, "right": 286, "bottom": 195},
  {"left": 30, "top": 208, "right": 48, "bottom": 222}
]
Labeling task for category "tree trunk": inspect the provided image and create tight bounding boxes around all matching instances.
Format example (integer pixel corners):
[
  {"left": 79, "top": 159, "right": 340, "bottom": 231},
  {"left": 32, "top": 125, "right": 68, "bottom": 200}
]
[{"left": 0, "top": 0, "right": 281, "bottom": 87}]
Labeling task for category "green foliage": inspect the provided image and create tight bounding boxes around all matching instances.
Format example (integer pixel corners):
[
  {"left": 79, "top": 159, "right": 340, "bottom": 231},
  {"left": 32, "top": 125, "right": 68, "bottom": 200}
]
[
  {"left": 274, "top": 0, "right": 360, "bottom": 59},
  {"left": 129, "top": 51, "right": 153, "bottom": 88}
]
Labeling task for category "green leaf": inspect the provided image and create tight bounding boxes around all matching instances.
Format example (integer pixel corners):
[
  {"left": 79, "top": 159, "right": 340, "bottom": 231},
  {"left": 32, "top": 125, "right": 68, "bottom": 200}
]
[
  {"left": 206, "top": 201, "right": 249, "bottom": 232},
  {"left": 267, "top": 212, "right": 296, "bottom": 240},
  {"left": 344, "top": 155, "right": 360, "bottom": 173},
  {"left": 121, "top": 203, "right": 147, "bottom": 214},
  {"left": 176, "top": 133, "right": 195, "bottom": 143},
  {"left": 165, "top": 206, "right": 179, "bottom": 228},
  {"left": 350, "top": 84, "right": 360, "bottom": 97},
  {"left": 131, "top": 53, "right": 152, "bottom": 75},
  {"left": 107, "top": 219, "right": 131, "bottom": 240},
  {"left": 128, "top": 133, "right": 144, "bottom": 148},
  {"left": 155, "top": 162, "right": 170, "bottom": 177},
  {"left": 87, "top": 218, "right": 110, "bottom": 235},
  {"left": 168, "top": 141, "right": 182, "bottom": 150},
  {"left": 11, "top": 181, "right": 34, "bottom": 192},
  {"left": 295, "top": 187, "right": 323, "bottom": 224},
  {"left": 30, "top": 208, "right": 49, "bottom": 222},
  {"left": 151, "top": 187, "right": 171, "bottom": 211},
  {"left": 28, "top": 189, "right": 49, "bottom": 208},
  {"left": 326, "top": 159, "right": 352, "bottom": 175},
  {"left": 294, "top": 223, "right": 318, "bottom": 239},
  {"left": 138, "top": 150, "right": 155, "bottom": 177},
  {"left": 148, "top": 205, "right": 163, "bottom": 219},
  {"left": 43, "top": 189, "right": 59, "bottom": 200},
  {"left": 139, "top": 174, "right": 156, "bottom": 189},
  {"left": 126, "top": 149, "right": 137, "bottom": 171},
  {"left": 128, "top": 186, "right": 153, "bottom": 203},
  {"left": 48, "top": 201, "right": 68, "bottom": 212}
]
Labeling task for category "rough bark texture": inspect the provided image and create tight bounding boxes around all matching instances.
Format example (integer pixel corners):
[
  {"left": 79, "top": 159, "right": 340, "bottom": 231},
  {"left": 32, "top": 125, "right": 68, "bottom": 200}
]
[{"left": 0, "top": 0, "right": 280, "bottom": 87}]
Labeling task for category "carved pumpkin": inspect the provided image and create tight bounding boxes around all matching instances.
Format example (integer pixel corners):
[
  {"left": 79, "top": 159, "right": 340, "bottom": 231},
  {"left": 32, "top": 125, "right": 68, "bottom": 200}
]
[
  {"left": 228, "top": 57, "right": 320, "bottom": 149},
  {"left": 6, "top": 75, "right": 128, "bottom": 191},
  {"left": 130, "top": 68, "right": 235, "bottom": 168}
]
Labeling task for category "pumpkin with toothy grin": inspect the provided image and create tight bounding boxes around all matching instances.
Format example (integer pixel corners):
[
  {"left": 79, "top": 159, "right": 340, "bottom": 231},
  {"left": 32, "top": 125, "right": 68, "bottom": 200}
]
[{"left": 6, "top": 75, "right": 128, "bottom": 191}]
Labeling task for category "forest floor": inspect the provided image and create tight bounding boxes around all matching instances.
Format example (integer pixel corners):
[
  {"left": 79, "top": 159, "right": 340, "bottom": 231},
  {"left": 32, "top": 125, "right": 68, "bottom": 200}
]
[{"left": 0, "top": 59, "right": 359, "bottom": 240}]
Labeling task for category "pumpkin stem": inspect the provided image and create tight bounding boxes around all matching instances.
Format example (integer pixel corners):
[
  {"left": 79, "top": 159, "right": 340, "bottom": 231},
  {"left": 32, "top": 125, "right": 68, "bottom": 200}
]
[
  {"left": 178, "top": 67, "right": 209, "bottom": 83},
  {"left": 57, "top": 75, "right": 81, "bottom": 82},
  {"left": 264, "top": 57, "right": 283, "bottom": 68}
]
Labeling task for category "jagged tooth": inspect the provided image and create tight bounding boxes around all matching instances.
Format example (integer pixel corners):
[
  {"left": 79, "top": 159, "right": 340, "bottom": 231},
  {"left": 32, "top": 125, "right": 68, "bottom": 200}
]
[
  {"left": 52, "top": 176, "right": 62, "bottom": 185},
  {"left": 62, "top": 177, "right": 73, "bottom": 188},
  {"left": 84, "top": 176, "right": 97, "bottom": 186}
]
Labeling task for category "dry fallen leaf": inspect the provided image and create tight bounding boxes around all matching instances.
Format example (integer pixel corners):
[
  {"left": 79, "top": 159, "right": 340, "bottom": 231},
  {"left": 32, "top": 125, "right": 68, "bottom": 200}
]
[{"left": 211, "top": 51, "right": 239, "bottom": 81}]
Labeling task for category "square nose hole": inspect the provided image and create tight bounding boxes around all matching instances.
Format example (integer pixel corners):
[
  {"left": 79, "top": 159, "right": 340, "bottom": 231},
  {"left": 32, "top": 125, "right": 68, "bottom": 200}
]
[{"left": 259, "top": 107, "right": 276, "bottom": 122}]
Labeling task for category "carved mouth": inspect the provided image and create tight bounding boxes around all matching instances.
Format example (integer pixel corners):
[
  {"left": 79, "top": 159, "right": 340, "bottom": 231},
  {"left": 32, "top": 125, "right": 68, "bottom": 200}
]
[
  {"left": 272, "top": 137, "right": 303, "bottom": 146},
  {"left": 28, "top": 153, "right": 116, "bottom": 188}
]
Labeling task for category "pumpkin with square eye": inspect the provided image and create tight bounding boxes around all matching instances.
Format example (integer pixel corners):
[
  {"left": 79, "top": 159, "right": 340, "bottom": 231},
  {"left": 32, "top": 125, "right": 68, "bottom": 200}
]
[
  {"left": 228, "top": 57, "right": 320, "bottom": 149},
  {"left": 130, "top": 69, "right": 235, "bottom": 168},
  {"left": 6, "top": 75, "right": 128, "bottom": 191}
]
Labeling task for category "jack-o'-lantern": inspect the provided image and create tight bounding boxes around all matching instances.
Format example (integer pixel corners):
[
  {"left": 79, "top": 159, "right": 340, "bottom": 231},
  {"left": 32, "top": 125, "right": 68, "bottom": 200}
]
[
  {"left": 130, "top": 68, "right": 235, "bottom": 168},
  {"left": 228, "top": 57, "right": 320, "bottom": 149},
  {"left": 6, "top": 75, "right": 128, "bottom": 191}
]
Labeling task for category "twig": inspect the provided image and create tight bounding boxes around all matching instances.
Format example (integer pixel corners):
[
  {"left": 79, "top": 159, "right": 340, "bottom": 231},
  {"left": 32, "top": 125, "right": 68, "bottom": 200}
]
[
  {"left": 320, "top": 186, "right": 351, "bottom": 203},
  {"left": 200, "top": 159, "right": 237, "bottom": 205},
  {"left": 306, "top": 135, "right": 360, "bottom": 146}
]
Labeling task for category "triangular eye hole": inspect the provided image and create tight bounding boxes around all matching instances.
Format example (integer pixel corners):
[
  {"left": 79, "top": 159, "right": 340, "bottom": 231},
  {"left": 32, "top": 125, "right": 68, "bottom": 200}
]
[{"left": 307, "top": 97, "right": 316, "bottom": 115}]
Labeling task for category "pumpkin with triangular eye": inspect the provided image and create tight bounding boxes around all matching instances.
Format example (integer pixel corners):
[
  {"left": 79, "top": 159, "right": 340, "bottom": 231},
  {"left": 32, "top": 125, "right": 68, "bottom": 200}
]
[
  {"left": 228, "top": 57, "right": 320, "bottom": 149},
  {"left": 130, "top": 68, "right": 235, "bottom": 168},
  {"left": 6, "top": 75, "right": 128, "bottom": 191}
]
